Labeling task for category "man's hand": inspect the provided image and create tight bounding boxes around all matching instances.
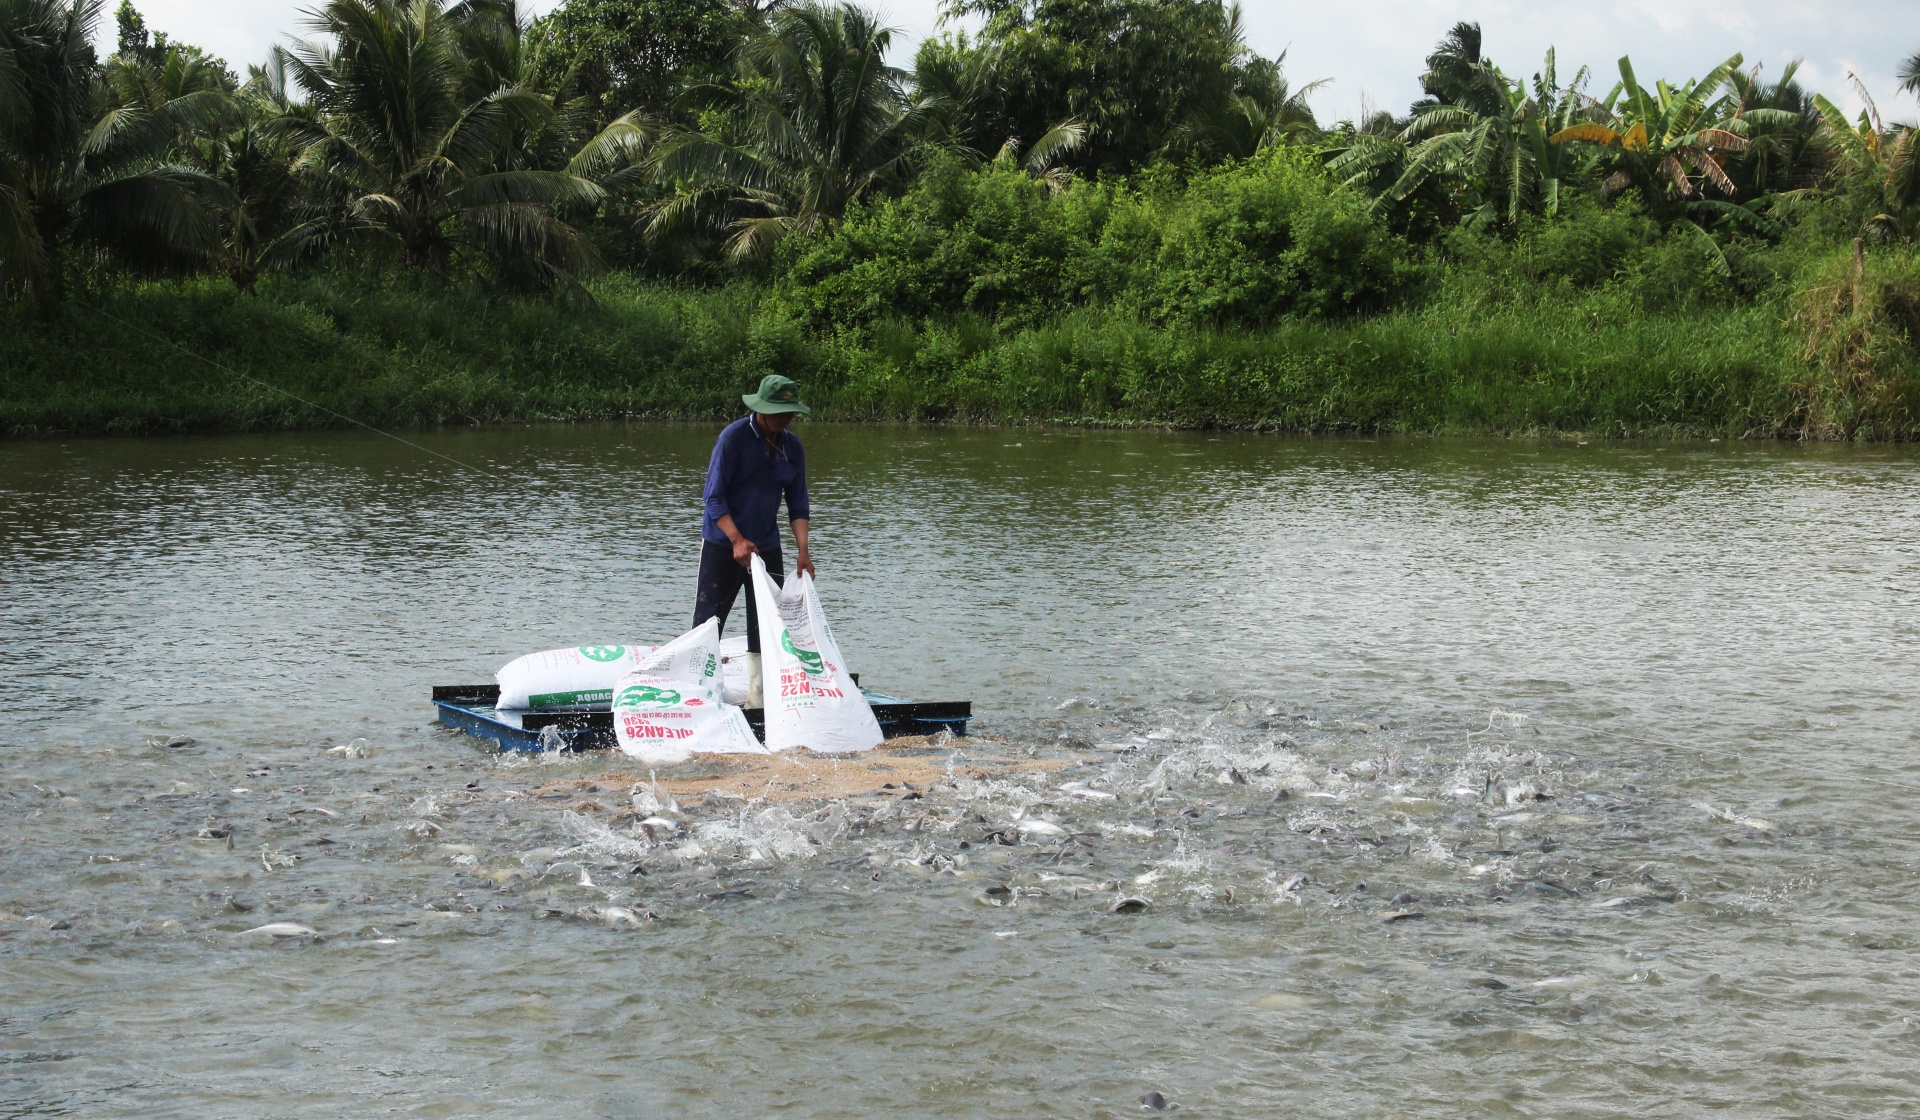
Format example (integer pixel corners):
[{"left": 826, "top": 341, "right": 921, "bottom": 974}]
[
  {"left": 731, "top": 536, "right": 758, "bottom": 567},
  {"left": 792, "top": 517, "right": 812, "bottom": 580}
]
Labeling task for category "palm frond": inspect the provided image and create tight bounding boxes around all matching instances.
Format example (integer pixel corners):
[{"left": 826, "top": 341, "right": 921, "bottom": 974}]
[
  {"left": 1024, "top": 119, "right": 1086, "bottom": 175},
  {"left": 724, "top": 213, "right": 796, "bottom": 261},
  {"left": 567, "top": 110, "right": 653, "bottom": 180},
  {"left": 75, "top": 166, "right": 226, "bottom": 267},
  {"left": 452, "top": 169, "right": 604, "bottom": 211}
]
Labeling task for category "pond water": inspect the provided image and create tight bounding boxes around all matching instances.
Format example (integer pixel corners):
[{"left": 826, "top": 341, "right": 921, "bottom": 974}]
[{"left": 2, "top": 424, "right": 1918, "bottom": 1118}]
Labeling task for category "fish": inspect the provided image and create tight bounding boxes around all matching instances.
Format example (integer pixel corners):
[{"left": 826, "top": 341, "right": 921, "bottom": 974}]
[
  {"left": 591, "top": 906, "right": 653, "bottom": 928},
  {"left": 1591, "top": 893, "right": 1674, "bottom": 909},
  {"left": 1248, "top": 993, "right": 1310, "bottom": 1010},
  {"left": 1054, "top": 782, "right": 1117, "bottom": 802},
  {"left": 1691, "top": 802, "right": 1776, "bottom": 831},
  {"left": 240, "top": 922, "right": 317, "bottom": 939},
  {"left": 1109, "top": 897, "right": 1150, "bottom": 915},
  {"left": 1013, "top": 819, "right": 1069, "bottom": 840},
  {"left": 1503, "top": 782, "right": 1549, "bottom": 806},
  {"left": 1281, "top": 872, "right": 1311, "bottom": 893},
  {"left": 1531, "top": 975, "right": 1588, "bottom": 990}
]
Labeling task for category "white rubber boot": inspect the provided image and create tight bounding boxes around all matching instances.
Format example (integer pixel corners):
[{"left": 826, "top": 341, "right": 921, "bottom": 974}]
[{"left": 746, "top": 653, "right": 764, "bottom": 709}]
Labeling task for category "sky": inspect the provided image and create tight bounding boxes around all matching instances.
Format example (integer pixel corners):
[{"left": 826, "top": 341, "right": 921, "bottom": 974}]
[{"left": 126, "top": 0, "right": 1920, "bottom": 123}]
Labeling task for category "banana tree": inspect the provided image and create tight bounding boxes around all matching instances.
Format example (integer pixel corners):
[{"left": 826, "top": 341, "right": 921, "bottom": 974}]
[
  {"left": 1329, "top": 46, "right": 1592, "bottom": 227},
  {"left": 1549, "top": 54, "right": 1749, "bottom": 205},
  {"left": 1548, "top": 53, "right": 1770, "bottom": 272}
]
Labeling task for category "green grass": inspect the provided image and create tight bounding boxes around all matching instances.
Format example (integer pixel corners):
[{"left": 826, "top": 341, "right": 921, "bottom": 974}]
[
  {"left": 0, "top": 271, "right": 807, "bottom": 435},
  {"left": 0, "top": 261, "right": 1898, "bottom": 440}
]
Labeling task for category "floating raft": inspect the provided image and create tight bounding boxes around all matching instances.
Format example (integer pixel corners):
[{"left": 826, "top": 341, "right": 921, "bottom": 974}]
[{"left": 432, "top": 684, "right": 971, "bottom": 753}]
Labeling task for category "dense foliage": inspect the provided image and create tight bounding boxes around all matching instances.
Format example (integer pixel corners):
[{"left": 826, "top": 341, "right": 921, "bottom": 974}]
[{"left": 6, "top": 0, "right": 1920, "bottom": 438}]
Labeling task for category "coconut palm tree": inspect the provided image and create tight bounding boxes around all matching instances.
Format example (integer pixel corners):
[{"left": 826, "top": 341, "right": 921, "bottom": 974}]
[
  {"left": 1724, "top": 61, "right": 1828, "bottom": 197},
  {"left": 912, "top": 32, "right": 1000, "bottom": 159},
  {"left": 1812, "top": 78, "right": 1920, "bottom": 241},
  {"left": 171, "top": 57, "right": 337, "bottom": 292},
  {"left": 103, "top": 36, "right": 234, "bottom": 109},
  {"left": 647, "top": 2, "right": 939, "bottom": 260},
  {"left": 1170, "top": 51, "right": 1326, "bottom": 161},
  {"left": 277, "top": 0, "right": 618, "bottom": 285},
  {"left": 987, "top": 118, "right": 1083, "bottom": 193},
  {"left": 0, "top": 0, "right": 234, "bottom": 301}
]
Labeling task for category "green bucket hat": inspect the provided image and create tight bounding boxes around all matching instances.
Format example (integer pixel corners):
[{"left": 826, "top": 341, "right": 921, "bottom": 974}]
[{"left": 743, "top": 373, "right": 811, "bottom": 415}]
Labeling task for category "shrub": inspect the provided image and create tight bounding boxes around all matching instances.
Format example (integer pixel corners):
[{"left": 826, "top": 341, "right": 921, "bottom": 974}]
[
  {"left": 1138, "top": 148, "right": 1406, "bottom": 325},
  {"left": 778, "top": 154, "right": 1113, "bottom": 331}
]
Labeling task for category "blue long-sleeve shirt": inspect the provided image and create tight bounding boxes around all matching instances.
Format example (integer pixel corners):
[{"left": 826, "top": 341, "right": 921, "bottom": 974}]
[{"left": 701, "top": 415, "right": 810, "bottom": 555}]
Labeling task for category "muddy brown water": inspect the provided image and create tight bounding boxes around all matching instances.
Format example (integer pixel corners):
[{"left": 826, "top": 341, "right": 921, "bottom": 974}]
[{"left": 2, "top": 424, "right": 1918, "bottom": 1117}]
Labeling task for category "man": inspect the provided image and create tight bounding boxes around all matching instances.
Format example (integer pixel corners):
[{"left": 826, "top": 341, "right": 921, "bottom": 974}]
[{"left": 693, "top": 375, "right": 814, "bottom": 692}]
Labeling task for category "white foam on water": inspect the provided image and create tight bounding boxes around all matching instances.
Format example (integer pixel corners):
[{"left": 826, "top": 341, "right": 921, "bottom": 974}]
[
  {"left": 686, "top": 800, "right": 851, "bottom": 866},
  {"left": 555, "top": 810, "right": 653, "bottom": 862}
]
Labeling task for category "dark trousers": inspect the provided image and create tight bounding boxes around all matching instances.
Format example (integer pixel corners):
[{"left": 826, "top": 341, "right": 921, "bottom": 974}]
[{"left": 693, "top": 541, "right": 783, "bottom": 652}]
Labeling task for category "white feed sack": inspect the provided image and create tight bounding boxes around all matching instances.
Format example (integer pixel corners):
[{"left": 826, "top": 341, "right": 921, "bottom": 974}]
[
  {"left": 611, "top": 619, "right": 765, "bottom": 763},
  {"left": 495, "top": 643, "right": 656, "bottom": 709},
  {"left": 750, "top": 555, "right": 884, "bottom": 753},
  {"left": 718, "top": 633, "right": 751, "bottom": 706}
]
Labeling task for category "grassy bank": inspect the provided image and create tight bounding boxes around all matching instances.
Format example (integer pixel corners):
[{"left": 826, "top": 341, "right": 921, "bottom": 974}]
[{"left": 4, "top": 250, "right": 1916, "bottom": 440}]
